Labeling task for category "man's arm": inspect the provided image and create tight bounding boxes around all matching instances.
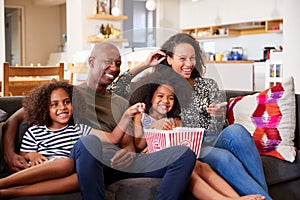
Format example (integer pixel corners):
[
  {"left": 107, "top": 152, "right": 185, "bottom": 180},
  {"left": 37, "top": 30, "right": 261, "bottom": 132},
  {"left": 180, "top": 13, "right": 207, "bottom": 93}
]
[{"left": 3, "top": 108, "right": 30, "bottom": 172}]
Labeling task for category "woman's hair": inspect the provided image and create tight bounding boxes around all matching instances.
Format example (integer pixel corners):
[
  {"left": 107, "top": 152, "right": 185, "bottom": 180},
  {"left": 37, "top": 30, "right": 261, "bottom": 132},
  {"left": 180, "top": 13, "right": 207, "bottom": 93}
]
[
  {"left": 129, "top": 64, "right": 193, "bottom": 118},
  {"left": 159, "top": 33, "right": 206, "bottom": 78},
  {"left": 22, "top": 80, "right": 86, "bottom": 126}
]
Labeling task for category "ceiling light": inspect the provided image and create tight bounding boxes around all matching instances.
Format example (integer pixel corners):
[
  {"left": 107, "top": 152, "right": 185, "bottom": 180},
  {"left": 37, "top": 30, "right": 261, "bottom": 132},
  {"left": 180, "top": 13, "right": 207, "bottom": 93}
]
[{"left": 145, "top": 0, "right": 156, "bottom": 11}]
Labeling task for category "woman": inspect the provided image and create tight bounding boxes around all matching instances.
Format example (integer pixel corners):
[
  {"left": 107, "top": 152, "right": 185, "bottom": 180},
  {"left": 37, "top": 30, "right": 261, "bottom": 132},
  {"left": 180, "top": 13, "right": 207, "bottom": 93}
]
[
  {"left": 110, "top": 33, "right": 272, "bottom": 199},
  {"left": 128, "top": 71, "right": 266, "bottom": 200}
]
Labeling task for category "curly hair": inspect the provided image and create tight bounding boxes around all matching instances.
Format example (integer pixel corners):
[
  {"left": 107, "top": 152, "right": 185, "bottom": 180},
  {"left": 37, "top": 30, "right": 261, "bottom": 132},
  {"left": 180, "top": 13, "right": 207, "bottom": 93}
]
[
  {"left": 159, "top": 33, "right": 206, "bottom": 78},
  {"left": 129, "top": 64, "right": 193, "bottom": 118},
  {"left": 22, "top": 80, "right": 86, "bottom": 126}
]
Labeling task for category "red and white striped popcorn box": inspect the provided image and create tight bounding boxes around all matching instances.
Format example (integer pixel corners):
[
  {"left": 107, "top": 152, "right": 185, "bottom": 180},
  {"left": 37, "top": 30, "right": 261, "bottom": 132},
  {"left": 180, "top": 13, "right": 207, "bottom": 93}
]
[{"left": 144, "top": 127, "right": 205, "bottom": 157}]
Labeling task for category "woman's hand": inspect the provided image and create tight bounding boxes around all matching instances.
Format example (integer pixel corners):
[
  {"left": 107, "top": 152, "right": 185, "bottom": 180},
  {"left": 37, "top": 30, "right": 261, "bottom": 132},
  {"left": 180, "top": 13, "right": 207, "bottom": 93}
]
[
  {"left": 149, "top": 118, "right": 174, "bottom": 130},
  {"left": 143, "top": 51, "right": 166, "bottom": 67},
  {"left": 206, "top": 102, "right": 227, "bottom": 118},
  {"left": 129, "top": 51, "right": 166, "bottom": 75}
]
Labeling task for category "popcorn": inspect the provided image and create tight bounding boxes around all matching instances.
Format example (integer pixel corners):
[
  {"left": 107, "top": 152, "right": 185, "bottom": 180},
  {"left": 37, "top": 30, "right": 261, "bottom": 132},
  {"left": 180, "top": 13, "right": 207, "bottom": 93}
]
[{"left": 144, "top": 127, "right": 204, "bottom": 157}]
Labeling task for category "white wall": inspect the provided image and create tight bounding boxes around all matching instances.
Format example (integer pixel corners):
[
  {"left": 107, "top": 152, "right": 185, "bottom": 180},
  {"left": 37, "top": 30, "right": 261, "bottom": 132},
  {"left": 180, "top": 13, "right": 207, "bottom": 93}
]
[
  {"left": 179, "top": 0, "right": 283, "bottom": 28},
  {"left": 24, "top": 4, "right": 62, "bottom": 65},
  {"left": 282, "top": 0, "right": 300, "bottom": 94},
  {"left": 0, "top": 0, "right": 5, "bottom": 68},
  {"left": 156, "top": 0, "right": 180, "bottom": 47}
]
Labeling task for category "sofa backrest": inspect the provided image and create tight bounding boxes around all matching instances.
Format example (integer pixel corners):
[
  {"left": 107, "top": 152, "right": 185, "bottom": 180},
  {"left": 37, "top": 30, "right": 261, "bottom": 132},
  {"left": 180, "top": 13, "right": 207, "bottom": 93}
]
[{"left": 0, "top": 96, "right": 24, "bottom": 122}]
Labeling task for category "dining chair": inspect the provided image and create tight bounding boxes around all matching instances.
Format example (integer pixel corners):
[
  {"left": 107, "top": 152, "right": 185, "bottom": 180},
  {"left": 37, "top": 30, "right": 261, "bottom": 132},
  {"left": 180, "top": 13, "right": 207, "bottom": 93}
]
[
  {"left": 2, "top": 62, "right": 64, "bottom": 96},
  {"left": 67, "top": 62, "right": 88, "bottom": 85}
]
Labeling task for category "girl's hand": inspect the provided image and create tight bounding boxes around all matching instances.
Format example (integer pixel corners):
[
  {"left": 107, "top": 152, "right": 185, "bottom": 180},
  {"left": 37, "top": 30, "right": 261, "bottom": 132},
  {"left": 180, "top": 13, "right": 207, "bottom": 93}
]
[
  {"left": 26, "top": 152, "right": 48, "bottom": 166},
  {"left": 149, "top": 118, "right": 174, "bottom": 130},
  {"left": 141, "top": 147, "right": 149, "bottom": 154},
  {"left": 206, "top": 102, "right": 227, "bottom": 118},
  {"left": 126, "top": 103, "right": 146, "bottom": 118}
]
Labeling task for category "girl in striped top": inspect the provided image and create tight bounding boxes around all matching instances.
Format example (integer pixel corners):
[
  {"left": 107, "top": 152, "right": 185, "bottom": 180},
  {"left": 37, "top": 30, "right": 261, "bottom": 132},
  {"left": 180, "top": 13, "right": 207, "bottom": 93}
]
[
  {"left": 0, "top": 80, "right": 145, "bottom": 198},
  {"left": 19, "top": 80, "right": 145, "bottom": 165}
]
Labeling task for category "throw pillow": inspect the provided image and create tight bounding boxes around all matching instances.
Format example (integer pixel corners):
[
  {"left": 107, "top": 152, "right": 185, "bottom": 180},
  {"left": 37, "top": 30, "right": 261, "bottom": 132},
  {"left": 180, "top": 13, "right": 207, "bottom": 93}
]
[{"left": 227, "top": 76, "right": 296, "bottom": 162}]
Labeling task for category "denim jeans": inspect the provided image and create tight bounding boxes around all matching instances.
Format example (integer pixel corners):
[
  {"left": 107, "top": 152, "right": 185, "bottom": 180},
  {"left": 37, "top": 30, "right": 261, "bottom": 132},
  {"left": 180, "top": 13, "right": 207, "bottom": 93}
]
[
  {"left": 70, "top": 134, "right": 196, "bottom": 200},
  {"left": 200, "top": 124, "right": 272, "bottom": 200}
]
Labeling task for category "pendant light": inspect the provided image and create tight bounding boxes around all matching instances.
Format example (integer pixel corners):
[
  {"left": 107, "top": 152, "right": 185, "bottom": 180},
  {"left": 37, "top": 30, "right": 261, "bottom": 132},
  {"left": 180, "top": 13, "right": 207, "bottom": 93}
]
[{"left": 145, "top": 0, "right": 156, "bottom": 11}]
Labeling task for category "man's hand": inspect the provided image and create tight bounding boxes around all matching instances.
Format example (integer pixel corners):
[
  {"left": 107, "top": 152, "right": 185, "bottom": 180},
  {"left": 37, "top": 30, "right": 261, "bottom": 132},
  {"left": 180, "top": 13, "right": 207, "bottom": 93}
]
[
  {"left": 110, "top": 149, "right": 135, "bottom": 169},
  {"left": 4, "top": 152, "right": 30, "bottom": 172}
]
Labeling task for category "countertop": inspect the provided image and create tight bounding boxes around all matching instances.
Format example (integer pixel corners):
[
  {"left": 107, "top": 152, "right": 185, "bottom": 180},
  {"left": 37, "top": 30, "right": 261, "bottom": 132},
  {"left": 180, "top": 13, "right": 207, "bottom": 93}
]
[{"left": 205, "top": 60, "right": 258, "bottom": 64}]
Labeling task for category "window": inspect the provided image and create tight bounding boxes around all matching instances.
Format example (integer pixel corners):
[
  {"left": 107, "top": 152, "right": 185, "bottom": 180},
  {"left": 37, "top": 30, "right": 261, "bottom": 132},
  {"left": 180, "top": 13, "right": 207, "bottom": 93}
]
[{"left": 123, "top": 0, "right": 156, "bottom": 48}]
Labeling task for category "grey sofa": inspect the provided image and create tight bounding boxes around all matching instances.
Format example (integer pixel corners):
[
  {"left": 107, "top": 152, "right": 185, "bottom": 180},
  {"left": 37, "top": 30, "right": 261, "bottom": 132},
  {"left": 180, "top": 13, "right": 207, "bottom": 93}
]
[{"left": 0, "top": 91, "right": 300, "bottom": 200}]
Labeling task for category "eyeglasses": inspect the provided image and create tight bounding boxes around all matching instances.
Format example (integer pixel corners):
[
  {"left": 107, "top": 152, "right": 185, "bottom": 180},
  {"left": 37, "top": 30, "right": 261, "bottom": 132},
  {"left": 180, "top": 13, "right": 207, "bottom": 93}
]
[{"left": 103, "top": 59, "right": 122, "bottom": 68}]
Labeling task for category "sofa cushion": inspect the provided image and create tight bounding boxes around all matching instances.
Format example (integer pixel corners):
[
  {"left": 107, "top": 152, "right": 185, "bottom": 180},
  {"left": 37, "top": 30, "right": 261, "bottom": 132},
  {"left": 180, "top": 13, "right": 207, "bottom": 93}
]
[
  {"left": 227, "top": 76, "right": 296, "bottom": 162},
  {"left": 262, "top": 149, "right": 300, "bottom": 185},
  {"left": 106, "top": 178, "right": 195, "bottom": 200},
  {"left": 106, "top": 178, "right": 160, "bottom": 200}
]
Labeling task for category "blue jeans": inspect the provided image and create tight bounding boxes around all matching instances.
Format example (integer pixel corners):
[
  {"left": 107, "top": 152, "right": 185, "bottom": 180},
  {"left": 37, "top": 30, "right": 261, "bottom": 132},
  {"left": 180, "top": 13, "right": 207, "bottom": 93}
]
[
  {"left": 70, "top": 134, "right": 196, "bottom": 200},
  {"left": 200, "top": 124, "right": 272, "bottom": 200}
]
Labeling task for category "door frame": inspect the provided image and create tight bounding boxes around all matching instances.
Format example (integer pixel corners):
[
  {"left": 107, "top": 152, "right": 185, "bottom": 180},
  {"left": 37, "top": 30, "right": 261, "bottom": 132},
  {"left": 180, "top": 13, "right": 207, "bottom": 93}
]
[{"left": 4, "top": 5, "right": 25, "bottom": 65}]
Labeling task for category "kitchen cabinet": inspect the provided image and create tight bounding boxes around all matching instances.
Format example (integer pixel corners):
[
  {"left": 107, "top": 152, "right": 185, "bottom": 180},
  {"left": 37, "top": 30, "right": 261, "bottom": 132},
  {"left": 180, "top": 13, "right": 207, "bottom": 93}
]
[
  {"left": 86, "top": 14, "right": 128, "bottom": 43},
  {"left": 182, "top": 18, "right": 283, "bottom": 40}
]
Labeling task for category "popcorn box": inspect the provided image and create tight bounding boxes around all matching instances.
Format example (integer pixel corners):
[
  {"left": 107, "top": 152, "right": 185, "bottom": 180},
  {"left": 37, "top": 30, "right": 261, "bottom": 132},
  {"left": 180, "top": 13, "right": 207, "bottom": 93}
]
[{"left": 144, "top": 127, "right": 205, "bottom": 157}]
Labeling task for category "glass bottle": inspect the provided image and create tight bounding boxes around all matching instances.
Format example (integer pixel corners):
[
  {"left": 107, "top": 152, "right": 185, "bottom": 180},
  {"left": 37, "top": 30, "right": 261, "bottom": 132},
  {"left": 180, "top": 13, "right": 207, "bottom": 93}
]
[{"left": 105, "top": 24, "right": 111, "bottom": 38}]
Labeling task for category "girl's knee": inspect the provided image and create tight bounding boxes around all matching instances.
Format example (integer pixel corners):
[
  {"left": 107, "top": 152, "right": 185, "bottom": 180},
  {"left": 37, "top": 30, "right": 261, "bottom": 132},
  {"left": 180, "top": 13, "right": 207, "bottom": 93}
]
[{"left": 195, "top": 161, "right": 213, "bottom": 174}]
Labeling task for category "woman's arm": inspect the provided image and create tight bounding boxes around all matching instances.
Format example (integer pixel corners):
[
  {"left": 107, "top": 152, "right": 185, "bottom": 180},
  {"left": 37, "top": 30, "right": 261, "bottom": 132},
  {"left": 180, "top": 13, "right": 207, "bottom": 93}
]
[{"left": 109, "top": 51, "right": 166, "bottom": 99}]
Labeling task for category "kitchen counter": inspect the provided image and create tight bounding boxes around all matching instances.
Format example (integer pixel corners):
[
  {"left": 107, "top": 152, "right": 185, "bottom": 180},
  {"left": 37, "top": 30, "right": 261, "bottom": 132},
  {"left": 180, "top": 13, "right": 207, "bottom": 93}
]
[
  {"left": 205, "top": 60, "right": 257, "bottom": 64},
  {"left": 204, "top": 61, "right": 267, "bottom": 92}
]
